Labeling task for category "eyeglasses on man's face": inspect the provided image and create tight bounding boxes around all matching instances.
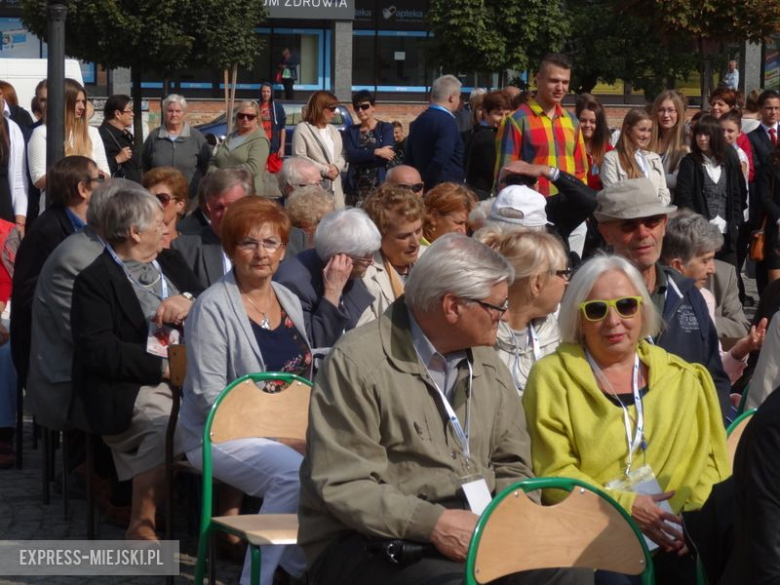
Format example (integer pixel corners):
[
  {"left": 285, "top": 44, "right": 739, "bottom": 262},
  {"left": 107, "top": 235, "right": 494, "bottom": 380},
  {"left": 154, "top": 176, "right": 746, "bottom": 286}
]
[
  {"left": 465, "top": 297, "right": 510, "bottom": 317},
  {"left": 398, "top": 182, "right": 424, "bottom": 193}
]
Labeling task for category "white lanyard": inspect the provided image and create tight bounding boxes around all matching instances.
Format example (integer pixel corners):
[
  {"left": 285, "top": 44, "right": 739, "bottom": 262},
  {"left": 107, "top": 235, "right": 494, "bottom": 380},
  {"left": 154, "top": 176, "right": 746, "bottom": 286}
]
[
  {"left": 427, "top": 359, "right": 474, "bottom": 459},
  {"left": 528, "top": 322, "right": 541, "bottom": 362},
  {"left": 103, "top": 240, "right": 169, "bottom": 301},
  {"left": 586, "top": 351, "right": 644, "bottom": 476}
]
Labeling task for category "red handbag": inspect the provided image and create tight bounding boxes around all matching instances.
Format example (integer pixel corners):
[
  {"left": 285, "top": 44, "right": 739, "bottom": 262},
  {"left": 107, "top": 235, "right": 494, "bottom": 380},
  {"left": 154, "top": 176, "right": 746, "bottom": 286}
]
[{"left": 266, "top": 152, "right": 283, "bottom": 174}]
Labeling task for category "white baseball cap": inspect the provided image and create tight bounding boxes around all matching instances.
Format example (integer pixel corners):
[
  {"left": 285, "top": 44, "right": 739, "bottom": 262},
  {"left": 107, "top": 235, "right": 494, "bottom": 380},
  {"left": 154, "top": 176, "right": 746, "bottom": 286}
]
[{"left": 488, "top": 185, "right": 550, "bottom": 228}]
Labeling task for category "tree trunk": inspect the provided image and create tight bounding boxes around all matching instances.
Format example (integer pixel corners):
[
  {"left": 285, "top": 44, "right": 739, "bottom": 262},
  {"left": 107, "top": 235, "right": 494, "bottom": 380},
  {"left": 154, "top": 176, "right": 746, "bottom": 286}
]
[
  {"left": 132, "top": 66, "right": 144, "bottom": 152},
  {"left": 698, "top": 36, "right": 712, "bottom": 106}
]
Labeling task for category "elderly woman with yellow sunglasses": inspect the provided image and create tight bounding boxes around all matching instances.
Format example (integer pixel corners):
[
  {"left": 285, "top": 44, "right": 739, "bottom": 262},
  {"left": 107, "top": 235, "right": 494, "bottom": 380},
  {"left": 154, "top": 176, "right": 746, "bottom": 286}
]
[{"left": 523, "top": 254, "right": 729, "bottom": 585}]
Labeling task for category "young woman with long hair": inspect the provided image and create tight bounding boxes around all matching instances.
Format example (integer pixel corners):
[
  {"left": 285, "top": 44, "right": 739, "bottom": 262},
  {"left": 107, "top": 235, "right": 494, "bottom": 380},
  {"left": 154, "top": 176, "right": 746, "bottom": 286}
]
[
  {"left": 649, "top": 90, "right": 689, "bottom": 194},
  {"left": 675, "top": 115, "right": 743, "bottom": 266},
  {"left": 575, "top": 93, "right": 613, "bottom": 191},
  {"left": 27, "top": 78, "right": 110, "bottom": 191},
  {"left": 602, "top": 108, "right": 671, "bottom": 204}
]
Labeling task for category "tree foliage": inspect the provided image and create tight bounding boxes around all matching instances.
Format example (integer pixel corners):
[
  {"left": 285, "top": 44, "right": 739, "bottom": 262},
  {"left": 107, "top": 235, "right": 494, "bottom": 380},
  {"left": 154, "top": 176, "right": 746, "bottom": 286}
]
[
  {"left": 20, "top": 0, "right": 266, "bottom": 140},
  {"left": 632, "top": 0, "right": 780, "bottom": 99},
  {"left": 426, "top": 0, "right": 569, "bottom": 79},
  {"left": 566, "top": 0, "right": 698, "bottom": 99}
]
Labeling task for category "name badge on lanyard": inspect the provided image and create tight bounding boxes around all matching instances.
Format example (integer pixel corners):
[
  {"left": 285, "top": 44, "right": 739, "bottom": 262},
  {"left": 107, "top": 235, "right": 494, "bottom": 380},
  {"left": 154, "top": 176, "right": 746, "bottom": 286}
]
[{"left": 427, "top": 358, "right": 492, "bottom": 514}]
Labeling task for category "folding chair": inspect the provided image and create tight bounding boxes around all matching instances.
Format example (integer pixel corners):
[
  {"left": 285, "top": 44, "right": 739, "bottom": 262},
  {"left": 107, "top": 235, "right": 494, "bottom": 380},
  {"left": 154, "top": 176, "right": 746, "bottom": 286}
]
[
  {"left": 465, "top": 476, "right": 654, "bottom": 585},
  {"left": 193, "top": 372, "right": 311, "bottom": 585},
  {"left": 726, "top": 408, "right": 756, "bottom": 469}
]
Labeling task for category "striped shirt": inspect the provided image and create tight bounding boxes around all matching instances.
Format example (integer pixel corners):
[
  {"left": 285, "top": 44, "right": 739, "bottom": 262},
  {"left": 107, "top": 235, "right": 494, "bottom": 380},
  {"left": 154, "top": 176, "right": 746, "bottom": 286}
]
[{"left": 494, "top": 98, "right": 588, "bottom": 196}]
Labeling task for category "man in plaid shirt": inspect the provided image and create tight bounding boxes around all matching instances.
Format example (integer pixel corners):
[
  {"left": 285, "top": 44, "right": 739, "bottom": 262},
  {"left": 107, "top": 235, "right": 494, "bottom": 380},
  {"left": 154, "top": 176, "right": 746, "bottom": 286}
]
[{"left": 494, "top": 53, "right": 588, "bottom": 197}]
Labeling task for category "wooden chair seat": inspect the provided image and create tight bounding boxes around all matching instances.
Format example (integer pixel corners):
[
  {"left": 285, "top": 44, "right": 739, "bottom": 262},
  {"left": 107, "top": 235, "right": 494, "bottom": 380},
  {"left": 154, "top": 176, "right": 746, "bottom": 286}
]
[
  {"left": 726, "top": 409, "right": 757, "bottom": 470},
  {"left": 212, "top": 513, "right": 299, "bottom": 546}
]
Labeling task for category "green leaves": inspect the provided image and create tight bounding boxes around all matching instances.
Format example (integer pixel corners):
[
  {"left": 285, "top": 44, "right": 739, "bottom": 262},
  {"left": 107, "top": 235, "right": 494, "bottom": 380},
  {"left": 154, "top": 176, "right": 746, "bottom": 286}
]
[
  {"left": 427, "top": 0, "right": 568, "bottom": 76},
  {"left": 19, "top": 0, "right": 266, "bottom": 75}
]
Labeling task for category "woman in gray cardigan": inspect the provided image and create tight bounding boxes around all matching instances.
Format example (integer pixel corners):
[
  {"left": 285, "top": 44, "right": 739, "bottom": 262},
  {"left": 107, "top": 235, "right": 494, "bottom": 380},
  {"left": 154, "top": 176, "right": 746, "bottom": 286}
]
[
  {"left": 179, "top": 197, "right": 310, "bottom": 585},
  {"left": 209, "top": 100, "right": 270, "bottom": 196}
]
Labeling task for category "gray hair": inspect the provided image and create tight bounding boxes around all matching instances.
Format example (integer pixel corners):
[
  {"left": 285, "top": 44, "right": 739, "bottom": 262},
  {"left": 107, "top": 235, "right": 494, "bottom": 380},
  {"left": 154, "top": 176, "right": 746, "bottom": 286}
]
[
  {"left": 233, "top": 100, "right": 260, "bottom": 125},
  {"left": 315, "top": 208, "right": 381, "bottom": 261},
  {"left": 469, "top": 88, "right": 486, "bottom": 101},
  {"left": 558, "top": 254, "right": 661, "bottom": 344},
  {"left": 101, "top": 184, "right": 162, "bottom": 245},
  {"left": 199, "top": 167, "right": 253, "bottom": 206},
  {"left": 405, "top": 233, "right": 514, "bottom": 313},
  {"left": 278, "top": 156, "right": 320, "bottom": 193},
  {"left": 430, "top": 75, "right": 462, "bottom": 104},
  {"left": 286, "top": 185, "right": 335, "bottom": 228},
  {"left": 162, "top": 93, "right": 187, "bottom": 112},
  {"left": 86, "top": 178, "right": 145, "bottom": 230},
  {"left": 661, "top": 209, "right": 724, "bottom": 264}
]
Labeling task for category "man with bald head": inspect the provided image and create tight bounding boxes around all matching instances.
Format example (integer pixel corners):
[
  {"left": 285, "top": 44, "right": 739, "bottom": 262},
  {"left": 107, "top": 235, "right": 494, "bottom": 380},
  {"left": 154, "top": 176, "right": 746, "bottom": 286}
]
[{"left": 385, "top": 165, "right": 424, "bottom": 195}]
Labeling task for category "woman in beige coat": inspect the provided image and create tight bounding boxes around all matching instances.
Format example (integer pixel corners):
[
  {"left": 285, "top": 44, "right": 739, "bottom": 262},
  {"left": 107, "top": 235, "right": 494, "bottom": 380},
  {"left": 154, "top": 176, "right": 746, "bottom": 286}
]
[
  {"left": 602, "top": 108, "right": 671, "bottom": 206},
  {"left": 291, "top": 91, "right": 347, "bottom": 208},
  {"left": 209, "top": 100, "right": 270, "bottom": 195}
]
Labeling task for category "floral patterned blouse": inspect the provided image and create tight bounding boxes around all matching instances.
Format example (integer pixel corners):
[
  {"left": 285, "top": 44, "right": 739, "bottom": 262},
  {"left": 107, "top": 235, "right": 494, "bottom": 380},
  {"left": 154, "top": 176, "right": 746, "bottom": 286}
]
[{"left": 250, "top": 309, "right": 312, "bottom": 392}]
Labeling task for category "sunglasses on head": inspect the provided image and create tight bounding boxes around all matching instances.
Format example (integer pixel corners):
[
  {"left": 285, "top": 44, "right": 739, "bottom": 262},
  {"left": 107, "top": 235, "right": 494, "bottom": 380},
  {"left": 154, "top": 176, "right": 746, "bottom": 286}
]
[
  {"left": 399, "top": 182, "right": 424, "bottom": 193},
  {"left": 580, "top": 296, "right": 643, "bottom": 322},
  {"left": 155, "top": 192, "right": 173, "bottom": 207},
  {"left": 237, "top": 113, "right": 257, "bottom": 121},
  {"left": 618, "top": 215, "right": 665, "bottom": 233},
  {"left": 355, "top": 103, "right": 372, "bottom": 111}
]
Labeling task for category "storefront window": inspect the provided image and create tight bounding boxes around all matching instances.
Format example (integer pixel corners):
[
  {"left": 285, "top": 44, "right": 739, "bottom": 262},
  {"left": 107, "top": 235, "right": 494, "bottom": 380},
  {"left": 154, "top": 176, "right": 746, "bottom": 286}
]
[
  {"left": 375, "top": 31, "right": 429, "bottom": 90},
  {"left": 353, "top": 33, "right": 376, "bottom": 87}
]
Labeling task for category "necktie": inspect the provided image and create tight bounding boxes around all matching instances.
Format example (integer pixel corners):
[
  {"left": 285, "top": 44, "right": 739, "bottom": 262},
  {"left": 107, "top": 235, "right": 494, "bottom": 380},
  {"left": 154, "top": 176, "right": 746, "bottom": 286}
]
[{"left": 770, "top": 127, "right": 777, "bottom": 147}]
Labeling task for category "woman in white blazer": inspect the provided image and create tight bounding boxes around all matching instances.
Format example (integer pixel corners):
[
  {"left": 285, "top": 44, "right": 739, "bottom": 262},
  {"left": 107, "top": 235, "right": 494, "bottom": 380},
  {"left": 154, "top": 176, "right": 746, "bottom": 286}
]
[
  {"left": 602, "top": 108, "right": 671, "bottom": 206},
  {"left": 27, "top": 78, "right": 109, "bottom": 192},
  {"left": 291, "top": 91, "right": 346, "bottom": 208}
]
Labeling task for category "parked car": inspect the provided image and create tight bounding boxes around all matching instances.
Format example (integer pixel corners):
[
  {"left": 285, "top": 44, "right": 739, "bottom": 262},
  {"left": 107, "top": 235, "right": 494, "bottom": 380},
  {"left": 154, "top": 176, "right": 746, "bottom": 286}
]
[{"left": 195, "top": 102, "right": 353, "bottom": 157}]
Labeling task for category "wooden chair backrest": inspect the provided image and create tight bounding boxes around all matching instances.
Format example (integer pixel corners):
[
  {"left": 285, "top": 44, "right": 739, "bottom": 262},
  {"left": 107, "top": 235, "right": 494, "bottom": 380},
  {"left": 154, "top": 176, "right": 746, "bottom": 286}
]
[
  {"left": 727, "top": 411, "right": 755, "bottom": 469},
  {"left": 168, "top": 344, "right": 187, "bottom": 390},
  {"left": 472, "top": 487, "right": 647, "bottom": 583},
  {"left": 210, "top": 378, "right": 310, "bottom": 444}
]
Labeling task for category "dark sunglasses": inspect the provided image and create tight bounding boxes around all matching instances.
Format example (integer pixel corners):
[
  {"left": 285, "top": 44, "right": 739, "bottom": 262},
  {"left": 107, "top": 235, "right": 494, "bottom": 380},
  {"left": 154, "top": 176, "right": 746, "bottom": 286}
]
[
  {"left": 580, "top": 296, "right": 643, "bottom": 322},
  {"left": 237, "top": 113, "right": 257, "bottom": 121},
  {"left": 398, "top": 182, "right": 424, "bottom": 193},
  {"left": 325, "top": 105, "right": 339, "bottom": 112},
  {"left": 355, "top": 103, "right": 372, "bottom": 111},
  {"left": 86, "top": 175, "right": 105, "bottom": 184},
  {"left": 618, "top": 215, "right": 666, "bottom": 233},
  {"left": 155, "top": 192, "right": 173, "bottom": 207}
]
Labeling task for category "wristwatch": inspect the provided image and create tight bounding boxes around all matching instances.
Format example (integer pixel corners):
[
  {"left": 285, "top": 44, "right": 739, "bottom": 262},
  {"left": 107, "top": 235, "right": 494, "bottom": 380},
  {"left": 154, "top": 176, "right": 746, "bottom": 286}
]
[{"left": 182, "top": 292, "right": 195, "bottom": 302}]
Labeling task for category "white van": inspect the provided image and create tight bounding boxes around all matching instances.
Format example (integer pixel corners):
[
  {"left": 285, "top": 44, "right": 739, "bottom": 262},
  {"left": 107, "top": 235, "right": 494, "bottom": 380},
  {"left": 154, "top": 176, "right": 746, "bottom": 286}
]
[{"left": 0, "top": 58, "right": 84, "bottom": 118}]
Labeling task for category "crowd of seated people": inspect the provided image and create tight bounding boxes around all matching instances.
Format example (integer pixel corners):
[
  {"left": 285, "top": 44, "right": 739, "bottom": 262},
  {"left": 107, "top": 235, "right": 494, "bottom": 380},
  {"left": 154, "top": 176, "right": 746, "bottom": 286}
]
[{"left": 8, "top": 60, "right": 780, "bottom": 585}]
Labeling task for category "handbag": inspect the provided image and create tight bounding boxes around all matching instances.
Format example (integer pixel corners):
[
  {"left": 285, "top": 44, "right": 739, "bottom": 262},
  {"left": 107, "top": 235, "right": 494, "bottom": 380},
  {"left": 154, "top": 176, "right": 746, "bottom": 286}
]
[
  {"left": 266, "top": 152, "right": 283, "bottom": 174},
  {"left": 274, "top": 70, "right": 283, "bottom": 84},
  {"left": 749, "top": 216, "right": 767, "bottom": 262}
]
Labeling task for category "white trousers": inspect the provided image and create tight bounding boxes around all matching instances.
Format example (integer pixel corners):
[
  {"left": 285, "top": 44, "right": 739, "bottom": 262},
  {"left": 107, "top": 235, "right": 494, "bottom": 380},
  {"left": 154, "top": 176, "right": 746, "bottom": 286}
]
[{"left": 187, "top": 438, "right": 306, "bottom": 585}]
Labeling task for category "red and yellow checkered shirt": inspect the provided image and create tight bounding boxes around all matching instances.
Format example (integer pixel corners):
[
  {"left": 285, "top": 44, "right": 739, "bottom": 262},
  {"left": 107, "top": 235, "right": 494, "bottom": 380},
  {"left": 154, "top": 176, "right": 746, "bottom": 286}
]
[{"left": 494, "top": 98, "right": 588, "bottom": 196}]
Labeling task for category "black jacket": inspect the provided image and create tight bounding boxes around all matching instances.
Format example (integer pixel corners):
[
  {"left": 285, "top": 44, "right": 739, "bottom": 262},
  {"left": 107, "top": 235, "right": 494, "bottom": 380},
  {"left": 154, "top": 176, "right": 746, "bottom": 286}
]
[
  {"left": 464, "top": 125, "right": 498, "bottom": 200},
  {"left": 98, "top": 122, "right": 142, "bottom": 183},
  {"left": 10, "top": 204, "right": 75, "bottom": 383},
  {"left": 674, "top": 151, "right": 744, "bottom": 253},
  {"left": 720, "top": 387, "right": 780, "bottom": 584},
  {"left": 70, "top": 248, "right": 203, "bottom": 435}
]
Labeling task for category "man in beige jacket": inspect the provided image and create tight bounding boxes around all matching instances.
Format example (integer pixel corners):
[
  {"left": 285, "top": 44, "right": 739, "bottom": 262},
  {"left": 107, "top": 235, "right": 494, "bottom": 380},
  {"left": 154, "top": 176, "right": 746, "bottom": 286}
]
[{"left": 299, "top": 234, "right": 590, "bottom": 584}]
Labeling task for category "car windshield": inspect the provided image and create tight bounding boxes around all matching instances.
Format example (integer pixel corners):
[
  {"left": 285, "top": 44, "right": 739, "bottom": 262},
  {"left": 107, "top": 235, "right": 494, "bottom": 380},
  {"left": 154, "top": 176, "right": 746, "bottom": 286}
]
[{"left": 284, "top": 104, "right": 345, "bottom": 126}]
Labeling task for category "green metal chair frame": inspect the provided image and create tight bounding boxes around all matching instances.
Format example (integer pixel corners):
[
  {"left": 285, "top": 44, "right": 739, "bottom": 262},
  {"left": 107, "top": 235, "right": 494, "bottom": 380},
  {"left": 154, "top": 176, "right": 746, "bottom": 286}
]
[
  {"left": 728, "top": 408, "right": 756, "bottom": 437},
  {"left": 465, "top": 477, "right": 654, "bottom": 585},
  {"left": 736, "top": 383, "right": 750, "bottom": 415},
  {"left": 193, "top": 372, "right": 312, "bottom": 585}
]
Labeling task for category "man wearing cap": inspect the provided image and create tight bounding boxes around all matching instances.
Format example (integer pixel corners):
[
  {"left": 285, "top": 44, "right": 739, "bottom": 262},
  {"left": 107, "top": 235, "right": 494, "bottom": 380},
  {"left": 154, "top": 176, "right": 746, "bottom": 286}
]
[
  {"left": 486, "top": 185, "right": 551, "bottom": 232},
  {"left": 596, "top": 178, "right": 732, "bottom": 422},
  {"left": 496, "top": 161, "right": 597, "bottom": 243}
]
